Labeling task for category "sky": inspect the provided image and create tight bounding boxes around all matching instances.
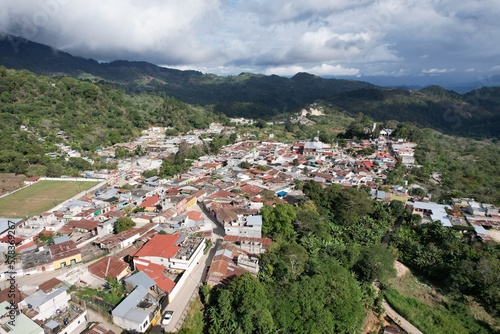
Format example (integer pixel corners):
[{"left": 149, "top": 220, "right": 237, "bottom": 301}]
[{"left": 1, "top": 0, "right": 500, "bottom": 87}]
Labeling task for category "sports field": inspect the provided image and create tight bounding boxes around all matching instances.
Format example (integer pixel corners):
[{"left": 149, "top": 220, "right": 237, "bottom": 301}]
[{"left": 0, "top": 180, "right": 100, "bottom": 218}]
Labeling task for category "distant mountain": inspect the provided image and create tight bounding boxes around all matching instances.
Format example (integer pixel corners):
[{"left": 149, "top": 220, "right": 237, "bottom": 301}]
[
  {"left": 0, "top": 34, "right": 375, "bottom": 106},
  {"left": 327, "top": 85, "right": 500, "bottom": 138},
  {"left": 1, "top": 34, "right": 499, "bottom": 138}
]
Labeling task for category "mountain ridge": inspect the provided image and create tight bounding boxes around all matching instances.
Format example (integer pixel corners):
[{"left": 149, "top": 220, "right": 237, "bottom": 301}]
[{"left": 1, "top": 34, "right": 499, "bottom": 138}]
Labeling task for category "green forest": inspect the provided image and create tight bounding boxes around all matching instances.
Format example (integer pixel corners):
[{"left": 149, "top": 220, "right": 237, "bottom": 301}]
[
  {"left": 0, "top": 67, "right": 228, "bottom": 177},
  {"left": 197, "top": 184, "right": 498, "bottom": 333}
]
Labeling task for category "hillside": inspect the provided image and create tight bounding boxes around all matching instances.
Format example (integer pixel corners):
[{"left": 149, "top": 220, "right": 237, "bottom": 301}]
[
  {"left": 1, "top": 35, "right": 499, "bottom": 138},
  {"left": 0, "top": 67, "right": 226, "bottom": 176},
  {"left": 327, "top": 86, "right": 500, "bottom": 138}
]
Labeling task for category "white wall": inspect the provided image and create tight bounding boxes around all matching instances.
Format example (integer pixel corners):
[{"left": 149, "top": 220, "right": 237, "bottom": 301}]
[
  {"left": 59, "top": 310, "right": 87, "bottom": 334},
  {"left": 34, "top": 290, "right": 70, "bottom": 321}
]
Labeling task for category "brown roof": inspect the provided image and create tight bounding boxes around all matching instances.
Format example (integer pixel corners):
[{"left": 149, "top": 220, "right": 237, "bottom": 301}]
[
  {"left": 81, "top": 323, "right": 116, "bottom": 334},
  {"left": 38, "top": 277, "right": 63, "bottom": 293},
  {"left": 205, "top": 244, "right": 247, "bottom": 286},
  {"left": 66, "top": 219, "right": 100, "bottom": 231},
  {"left": 88, "top": 256, "right": 129, "bottom": 279},
  {"left": 0, "top": 286, "right": 26, "bottom": 305},
  {"left": 48, "top": 241, "right": 80, "bottom": 261}
]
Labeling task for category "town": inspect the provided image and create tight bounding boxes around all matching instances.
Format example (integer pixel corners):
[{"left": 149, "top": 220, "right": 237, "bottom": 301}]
[{"left": 0, "top": 119, "right": 498, "bottom": 334}]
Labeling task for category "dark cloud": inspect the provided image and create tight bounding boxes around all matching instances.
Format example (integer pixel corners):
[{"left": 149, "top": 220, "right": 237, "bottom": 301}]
[{"left": 1, "top": 0, "right": 499, "bottom": 85}]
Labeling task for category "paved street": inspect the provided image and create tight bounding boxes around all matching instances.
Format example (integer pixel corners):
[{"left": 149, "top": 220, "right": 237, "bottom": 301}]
[
  {"left": 382, "top": 300, "right": 423, "bottom": 334},
  {"left": 163, "top": 204, "right": 223, "bottom": 333}
]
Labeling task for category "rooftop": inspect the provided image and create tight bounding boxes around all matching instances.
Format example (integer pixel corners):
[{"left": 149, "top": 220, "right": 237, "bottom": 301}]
[
  {"left": 133, "top": 234, "right": 181, "bottom": 259},
  {"left": 135, "top": 260, "right": 176, "bottom": 293},
  {"left": 112, "top": 285, "right": 159, "bottom": 324},
  {"left": 0, "top": 301, "right": 43, "bottom": 334},
  {"left": 413, "top": 201, "right": 452, "bottom": 227},
  {"left": 88, "top": 256, "right": 129, "bottom": 279},
  {"left": 48, "top": 241, "right": 80, "bottom": 262}
]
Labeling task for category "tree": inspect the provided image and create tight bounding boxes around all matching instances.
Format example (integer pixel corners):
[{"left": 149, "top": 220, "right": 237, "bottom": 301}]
[
  {"left": 410, "top": 187, "right": 427, "bottom": 198},
  {"left": 261, "top": 204, "right": 297, "bottom": 241},
  {"left": 38, "top": 231, "right": 54, "bottom": 245},
  {"left": 113, "top": 217, "right": 136, "bottom": 234},
  {"left": 206, "top": 274, "right": 275, "bottom": 334},
  {"left": 280, "top": 242, "right": 309, "bottom": 279},
  {"left": 106, "top": 277, "right": 124, "bottom": 297},
  {"left": 354, "top": 245, "right": 396, "bottom": 283},
  {"left": 239, "top": 161, "right": 251, "bottom": 169},
  {"left": 389, "top": 199, "right": 406, "bottom": 218}
]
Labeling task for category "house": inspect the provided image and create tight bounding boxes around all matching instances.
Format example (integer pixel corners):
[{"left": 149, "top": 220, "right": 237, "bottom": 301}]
[
  {"left": 63, "top": 219, "right": 100, "bottom": 234},
  {"left": 37, "top": 277, "right": 64, "bottom": 293},
  {"left": 97, "top": 224, "right": 158, "bottom": 251},
  {"left": 112, "top": 285, "right": 161, "bottom": 333},
  {"left": 20, "top": 287, "right": 70, "bottom": 321},
  {"left": 467, "top": 201, "right": 486, "bottom": 216},
  {"left": 132, "top": 234, "right": 181, "bottom": 268},
  {"left": 139, "top": 195, "right": 161, "bottom": 212},
  {"left": 224, "top": 215, "right": 263, "bottom": 239},
  {"left": 134, "top": 260, "right": 176, "bottom": 296},
  {"left": 88, "top": 256, "right": 130, "bottom": 281},
  {"left": 48, "top": 241, "right": 82, "bottom": 269},
  {"left": 0, "top": 301, "right": 44, "bottom": 334},
  {"left": 133, "top": 234, "right": 205, "bottom": 272},
  {"left": 204, "top": 244, "right": 251, "bottom": 287},
  {"left": 124, "top": 271, "right": 156, "bottom": 293},
  {"left": 97, "top": 219, "right": 115, "bottom": 237},
  {"left": 411, "top": 201, "right": 452, "bottom": 227},
  {"left": 223, "top": 235, "right": 272, "bottom": 254}
]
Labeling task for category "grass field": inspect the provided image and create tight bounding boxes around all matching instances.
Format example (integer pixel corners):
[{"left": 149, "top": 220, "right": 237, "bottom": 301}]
[{"left": 0, "top": 180, "right": 100, "bottom": 218}]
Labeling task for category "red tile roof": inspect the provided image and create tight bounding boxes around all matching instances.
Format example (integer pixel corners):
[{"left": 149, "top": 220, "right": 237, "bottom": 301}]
[
  {"left": 209, "top": 190, "right": 236, "bottom": 199},
  {"left": 88, "top": 256, "right": 129, "bottom": 279},
  {"left": 15, "top": 240, "right": 34, "bottom": 252},
  {"left": 133, "top": 234, "right": 181, "bottom": 258},
  {"left": 140, "top": 194, "right": 160, "bottom": 208},
  {"left": 38, "top": 277, "right": 63, "bottom": 293},
  {"left": 205, "top": 245, "right": 247, "bottom": 286},
  {"left": 135, "top": 260, "right": 175, "bottom": 293},
  {"left": 186, "top": 211, "right": 203, "bottom": 221}
]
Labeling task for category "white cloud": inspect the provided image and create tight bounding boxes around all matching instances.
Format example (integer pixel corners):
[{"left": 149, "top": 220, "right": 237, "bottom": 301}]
[
  {"left": 1, "top": 0, "right": 500, "bottom": 84},
  {"left": 422, "top": 68, "right": 456, "bottom": 74},
  {"left": 265, "top": 63, "right": 360, "bottom": 76}
]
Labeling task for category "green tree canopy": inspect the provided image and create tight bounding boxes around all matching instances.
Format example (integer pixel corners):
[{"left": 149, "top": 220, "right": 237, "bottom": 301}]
[{"left": 114, "top": 216, "right": 136, "bottom": 234}]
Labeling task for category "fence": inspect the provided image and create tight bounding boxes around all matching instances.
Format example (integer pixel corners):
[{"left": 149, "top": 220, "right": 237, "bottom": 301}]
[{"left": 71, "top": 294, "right": 114, "bottom": 323}]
